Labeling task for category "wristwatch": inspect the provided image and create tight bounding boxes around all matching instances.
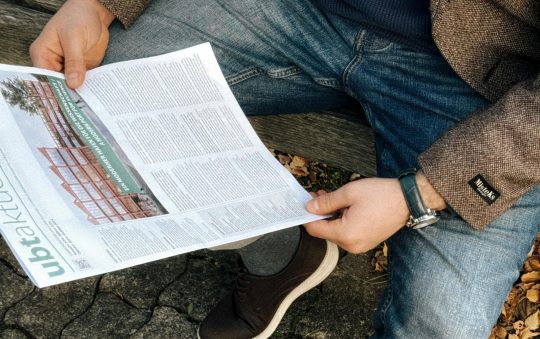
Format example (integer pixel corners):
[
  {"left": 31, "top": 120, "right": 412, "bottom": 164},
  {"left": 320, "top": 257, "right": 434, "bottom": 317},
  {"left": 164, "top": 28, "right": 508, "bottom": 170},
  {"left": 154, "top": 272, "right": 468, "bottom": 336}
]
[{"left": 398, "top": 168, "right": 440, "bottom": 229}]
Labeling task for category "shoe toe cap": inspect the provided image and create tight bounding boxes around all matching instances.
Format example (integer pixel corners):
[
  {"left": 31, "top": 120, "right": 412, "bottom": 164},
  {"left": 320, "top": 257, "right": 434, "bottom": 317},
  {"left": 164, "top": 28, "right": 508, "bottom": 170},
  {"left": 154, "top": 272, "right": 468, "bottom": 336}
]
[{"left": 198, "top": 292, "right": 257, "bottom": 339}]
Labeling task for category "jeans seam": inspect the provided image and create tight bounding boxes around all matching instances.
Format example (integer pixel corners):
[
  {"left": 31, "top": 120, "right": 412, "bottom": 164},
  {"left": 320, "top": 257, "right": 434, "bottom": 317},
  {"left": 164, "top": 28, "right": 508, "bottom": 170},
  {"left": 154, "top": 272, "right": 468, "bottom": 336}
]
[
  {"left": 379, "top": 242, "right": 394, "bottom": 326},
  {"left": 267, "top": 66, "right": 303, "bottom": 78},
  {"left": 342, "top": 31, "right": 366, "bottom": 92},
  {"left": 314, "top": 77, "right": 342, "bottom": 90},
  {"left": 226, "top": 67, "right": 265, "bottom": 86}
]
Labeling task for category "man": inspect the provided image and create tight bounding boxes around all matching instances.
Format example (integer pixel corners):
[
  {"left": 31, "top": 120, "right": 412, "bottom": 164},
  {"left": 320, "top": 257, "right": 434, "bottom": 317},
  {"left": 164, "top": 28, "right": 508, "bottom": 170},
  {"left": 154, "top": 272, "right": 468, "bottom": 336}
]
[{"left": 30, "top": 0, "right": 540, "bottom": 337}]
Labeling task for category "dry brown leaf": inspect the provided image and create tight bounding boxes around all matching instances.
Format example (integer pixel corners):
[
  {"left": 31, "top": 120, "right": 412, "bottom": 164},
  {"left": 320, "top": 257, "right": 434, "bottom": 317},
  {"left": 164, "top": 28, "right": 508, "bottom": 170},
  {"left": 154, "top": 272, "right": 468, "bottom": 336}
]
[
  {"left": 277, "top": 154, "right": 291, "bottom": 166},
  {"left": 350, "top": 173, "right": 362, "bottom": 181},
  {"left": 292, "top": 168, "right": 308, "bottom": 177},
  {"left": 524, "top": 282, "right": 536, "bottom": 289},
  {"left": 383, "top": 243, "right": 388, "bottom": 257},
  {"left": 524, "top": 261, "right": 533, "bottom": 273},
  {"left": 288, "top": 156, "right": 309, "bottom": 177},
  {"left": 526, "top": 289, "right": 540, "bottom": 303},
  {"left": 520, "top": 328, "right": 539, "bottom": 339},
  {"left": 290, "top": 155, "right": 307, "bottom": 167},
  {"left": 491, "top": 325, "right": 507, "bottom": 338},
  {"left": 509, "top": 334, "right": 519, "bottom": 339},
  {"left": 501, "top": 287, "right": 522, "bottom": 324},
  {"left": 310, "top": 168, "right": 317, "bottom": 182},
  {"left": 529, "top": 258, "right": 540, "bottom": 270},
  {"left": 525, "top": 310, "right": 540, "bottom": 331},
  {"left": 517, "top": 298, "right": 537, "bottom": 321},
  {"left": 522, "top": 271, "right": 540, "bottom": 283},
  {"left": 514, "top": 320, "right": 525, "bottom": 331}
]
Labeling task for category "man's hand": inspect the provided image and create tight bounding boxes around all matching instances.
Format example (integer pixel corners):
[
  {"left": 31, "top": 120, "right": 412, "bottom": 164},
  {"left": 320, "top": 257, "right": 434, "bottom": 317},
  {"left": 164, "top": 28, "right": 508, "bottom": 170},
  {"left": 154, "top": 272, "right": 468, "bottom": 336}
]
[
  {"left": 304, "top": 171, "right": 446, "bottom": 254},
  {"left": 30, "top": 0, "right": 115, "bottom": 89}
]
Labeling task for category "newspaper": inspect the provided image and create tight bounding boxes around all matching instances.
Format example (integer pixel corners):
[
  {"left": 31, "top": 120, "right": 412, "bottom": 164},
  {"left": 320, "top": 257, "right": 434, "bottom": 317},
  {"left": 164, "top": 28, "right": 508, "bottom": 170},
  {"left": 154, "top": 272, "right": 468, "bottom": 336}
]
[{"left": 0, "top": 43, "right": 326, "bottom": 288}]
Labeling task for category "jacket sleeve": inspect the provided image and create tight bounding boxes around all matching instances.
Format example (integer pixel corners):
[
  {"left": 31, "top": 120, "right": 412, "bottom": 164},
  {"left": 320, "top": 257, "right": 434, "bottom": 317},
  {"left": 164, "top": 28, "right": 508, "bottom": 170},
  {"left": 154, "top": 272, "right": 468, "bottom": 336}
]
[
  {"left": 418, "top": 73, "right": 540, "bottom": 229},
  {"left": 99, "top": 0, "right": 151, "bottom": 27}
]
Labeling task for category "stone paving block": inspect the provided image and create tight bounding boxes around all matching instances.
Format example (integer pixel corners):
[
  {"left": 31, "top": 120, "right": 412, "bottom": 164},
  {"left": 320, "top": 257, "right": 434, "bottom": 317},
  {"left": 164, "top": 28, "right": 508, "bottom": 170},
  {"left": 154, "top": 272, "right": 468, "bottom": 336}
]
[
  {"left": 159, "top": 250, "right": 241, "bottom": 322},
  {"left": 0, "top": 263, "right": 34, "bottom": 316},
  {"left": 100, "top": 255, "right": 187, "bottom": 308},
  {"left": 62, "top": 293, "right": 151, "bottom": 338},
  {"left": 292, "top": 253, "right": 387, "bottom": 338},
  {"left": 3, "top": 277, "right": 98, "bottom": 339},
  {"left": 0, "top": 328, "right": 29, "bottom": 339},
  {"left": 131, "top": 306, "right": 197, "bottom": 338},
  {"left": 0, "top": 238, "right": 26, "bottom": 277}
]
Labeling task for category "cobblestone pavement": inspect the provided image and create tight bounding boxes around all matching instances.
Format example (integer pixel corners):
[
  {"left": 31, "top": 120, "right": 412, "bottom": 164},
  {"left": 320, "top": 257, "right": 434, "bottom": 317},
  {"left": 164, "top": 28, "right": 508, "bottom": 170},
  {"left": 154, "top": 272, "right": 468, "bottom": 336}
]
[{"left": 0, "top": 235, "right": 386, "bottom": 338}]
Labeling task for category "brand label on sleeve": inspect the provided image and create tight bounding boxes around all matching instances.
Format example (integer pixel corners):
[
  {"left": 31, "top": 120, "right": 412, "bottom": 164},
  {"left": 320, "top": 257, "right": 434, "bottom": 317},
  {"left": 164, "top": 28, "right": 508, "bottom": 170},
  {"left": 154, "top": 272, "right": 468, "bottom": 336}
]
[{"left": 468, "top": 174, "right": 500, "bottom": 205}]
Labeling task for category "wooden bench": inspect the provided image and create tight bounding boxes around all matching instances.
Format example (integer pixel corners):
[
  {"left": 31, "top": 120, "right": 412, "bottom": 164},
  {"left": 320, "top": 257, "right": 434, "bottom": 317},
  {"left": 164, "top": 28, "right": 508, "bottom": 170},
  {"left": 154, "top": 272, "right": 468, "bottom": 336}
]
[{"left": 0, "top": 0, "right": 376, "bottom": 176}]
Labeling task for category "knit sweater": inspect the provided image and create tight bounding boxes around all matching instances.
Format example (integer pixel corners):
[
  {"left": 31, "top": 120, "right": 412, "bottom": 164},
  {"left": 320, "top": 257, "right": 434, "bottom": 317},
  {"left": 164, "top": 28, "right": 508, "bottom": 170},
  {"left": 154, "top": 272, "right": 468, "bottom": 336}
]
[{"left": 315, "top": 0, "right": 437, "bottom": 53}]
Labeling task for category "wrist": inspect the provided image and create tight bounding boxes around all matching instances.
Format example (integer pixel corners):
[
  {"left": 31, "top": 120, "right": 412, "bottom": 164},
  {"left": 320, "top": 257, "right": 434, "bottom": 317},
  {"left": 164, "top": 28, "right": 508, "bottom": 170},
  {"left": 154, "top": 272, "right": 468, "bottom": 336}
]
[
  {"left": 416, "top": 170, "right": 446, "bottom": 211},
  {"left": 71, "top": 0, "right": 115, "bottom": 26}
]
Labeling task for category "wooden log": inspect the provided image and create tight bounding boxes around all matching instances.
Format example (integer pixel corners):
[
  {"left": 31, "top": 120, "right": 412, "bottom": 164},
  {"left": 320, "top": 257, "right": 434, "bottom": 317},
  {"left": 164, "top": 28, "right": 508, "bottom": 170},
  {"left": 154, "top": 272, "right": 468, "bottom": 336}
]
[
  {"left": 19, "top": 0, "right": 64, "bottom": 12},
  {"left": 0, "top": 1, "right": 51, "bottom": 65},
  {"left": 249, "top": 112, "right": 376, "bottom": 176}
]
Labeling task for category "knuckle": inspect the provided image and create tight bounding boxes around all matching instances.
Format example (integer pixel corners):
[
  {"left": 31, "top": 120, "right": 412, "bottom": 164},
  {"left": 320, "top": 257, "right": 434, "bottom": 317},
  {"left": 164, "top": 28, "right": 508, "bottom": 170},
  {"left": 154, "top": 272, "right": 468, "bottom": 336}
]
[
  {"left": 29, "top": 42, "right": 40, "bottom": 56},
  {"left": 318, "top": 194, "right": 331, "bottom": 209}
]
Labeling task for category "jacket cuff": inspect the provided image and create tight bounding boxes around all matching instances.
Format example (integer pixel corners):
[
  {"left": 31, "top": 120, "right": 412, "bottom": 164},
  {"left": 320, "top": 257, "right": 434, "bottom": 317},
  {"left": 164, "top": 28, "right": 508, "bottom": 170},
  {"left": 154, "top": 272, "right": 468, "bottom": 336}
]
[
  {"left": 418, "top": 78, "right": 540, "bottom": 229},
  {"left": 99, "top": 0, "right": 150, "bottom": 28}
]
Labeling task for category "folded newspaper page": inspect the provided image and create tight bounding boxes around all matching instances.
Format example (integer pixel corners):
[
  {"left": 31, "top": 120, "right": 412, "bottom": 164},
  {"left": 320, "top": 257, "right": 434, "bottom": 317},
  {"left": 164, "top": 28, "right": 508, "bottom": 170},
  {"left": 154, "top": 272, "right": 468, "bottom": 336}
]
[{"left": 0, "top": 43, "right": 326, "bottom": 287}]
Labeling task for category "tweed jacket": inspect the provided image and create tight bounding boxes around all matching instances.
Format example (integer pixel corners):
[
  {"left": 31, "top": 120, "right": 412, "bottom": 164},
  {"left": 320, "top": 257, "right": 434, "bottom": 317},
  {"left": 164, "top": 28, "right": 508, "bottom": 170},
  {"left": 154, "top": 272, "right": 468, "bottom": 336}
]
[{"left": 99, "top": 0, "right": 540, "bottom": 229}]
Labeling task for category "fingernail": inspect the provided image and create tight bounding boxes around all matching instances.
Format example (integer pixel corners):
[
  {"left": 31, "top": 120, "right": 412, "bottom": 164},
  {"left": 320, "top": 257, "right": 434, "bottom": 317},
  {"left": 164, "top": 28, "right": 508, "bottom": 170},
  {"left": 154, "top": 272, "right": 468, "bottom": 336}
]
[
  {"left": 308, "top": 198, "right": 319, "bottom": 212},
  {"left": 67, "top": 73, "right": 79, "bottom": 86}
]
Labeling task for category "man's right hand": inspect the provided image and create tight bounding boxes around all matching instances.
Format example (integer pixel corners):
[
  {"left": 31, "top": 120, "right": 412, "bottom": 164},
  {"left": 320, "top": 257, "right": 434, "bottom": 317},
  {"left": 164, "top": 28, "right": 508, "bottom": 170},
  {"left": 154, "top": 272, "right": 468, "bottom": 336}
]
[{"left": 30, "top": 0, "right": 115, "bottom": 89}]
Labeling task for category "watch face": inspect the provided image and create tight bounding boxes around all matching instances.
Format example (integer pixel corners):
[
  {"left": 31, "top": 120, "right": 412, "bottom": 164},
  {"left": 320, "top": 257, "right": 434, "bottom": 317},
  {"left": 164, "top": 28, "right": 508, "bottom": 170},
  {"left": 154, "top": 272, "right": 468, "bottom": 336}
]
[{"left": 411, "top": 215, "right": 440, "bottom": 229}]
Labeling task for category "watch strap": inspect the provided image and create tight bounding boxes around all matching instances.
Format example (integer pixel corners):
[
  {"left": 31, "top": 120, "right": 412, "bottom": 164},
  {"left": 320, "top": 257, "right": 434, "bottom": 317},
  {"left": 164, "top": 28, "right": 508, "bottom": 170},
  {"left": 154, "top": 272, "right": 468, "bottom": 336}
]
[{"left": 399, "top": 169, "right": 428, "bottom": 219}]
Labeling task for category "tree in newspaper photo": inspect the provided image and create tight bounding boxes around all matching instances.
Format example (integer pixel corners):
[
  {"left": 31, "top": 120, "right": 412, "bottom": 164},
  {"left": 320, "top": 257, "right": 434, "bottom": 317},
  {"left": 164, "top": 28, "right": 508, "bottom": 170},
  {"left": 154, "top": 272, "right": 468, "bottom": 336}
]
[{"left": 0, "top": 71, "right": 168, "bottom": 226}]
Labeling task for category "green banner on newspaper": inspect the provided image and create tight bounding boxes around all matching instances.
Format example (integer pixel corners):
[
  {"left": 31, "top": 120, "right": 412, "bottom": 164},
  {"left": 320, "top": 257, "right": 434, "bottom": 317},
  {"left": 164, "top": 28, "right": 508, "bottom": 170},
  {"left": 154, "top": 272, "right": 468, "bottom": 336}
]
[{"left": 47, "top": 76, "right": 140, "bottom": 194}]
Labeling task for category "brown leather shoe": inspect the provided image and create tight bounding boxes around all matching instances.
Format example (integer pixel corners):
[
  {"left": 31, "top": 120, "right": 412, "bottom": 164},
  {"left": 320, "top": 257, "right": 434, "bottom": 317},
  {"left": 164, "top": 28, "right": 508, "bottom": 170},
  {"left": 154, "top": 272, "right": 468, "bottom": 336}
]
[{"left": 198, "top": 227, "right": 339, "bottom": 339}]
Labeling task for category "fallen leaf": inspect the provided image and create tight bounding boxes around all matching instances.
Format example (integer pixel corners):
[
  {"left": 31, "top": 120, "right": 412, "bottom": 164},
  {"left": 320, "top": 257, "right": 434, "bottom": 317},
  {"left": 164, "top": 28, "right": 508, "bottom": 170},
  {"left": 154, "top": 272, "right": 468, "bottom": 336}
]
[
  {"left": 525, "top": 310, "right": 540, "bottom": 331},
  {"left": 522, "top": 271, "right": 540, "bottom": 283},
  {"left": 291, "top": 155, "right": 307, "bottom": 167},
  {"left": 350, "top": 173, "right": 362, "bottom": 181},
  {"left": 310, "top": 168, "right": 317, "bottom": 182},
  {"left": 520, "top": 328, "right": 539, "bottom": 339},
  {"left": 529, "top": 258, "right": 540, "bottom": 270},
  {"left": 514, "top": 320, "right": 525, "bottom": 331},
  {"left": 491, "top": 325, "right": 507, "bottom": 338},
  {"left": 277, "top": 154, "right": 291, "bottom": 165},
  {"left": 526, "top": 289, "right": 539, "bottom": 303}
]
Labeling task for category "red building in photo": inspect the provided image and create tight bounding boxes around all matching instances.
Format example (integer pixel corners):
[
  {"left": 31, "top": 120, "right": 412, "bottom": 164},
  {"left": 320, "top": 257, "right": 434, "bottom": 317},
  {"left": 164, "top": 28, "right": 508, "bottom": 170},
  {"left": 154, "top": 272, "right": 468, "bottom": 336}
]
[{"left": 27, "top": 80, "right": 159, "bottom": 225}]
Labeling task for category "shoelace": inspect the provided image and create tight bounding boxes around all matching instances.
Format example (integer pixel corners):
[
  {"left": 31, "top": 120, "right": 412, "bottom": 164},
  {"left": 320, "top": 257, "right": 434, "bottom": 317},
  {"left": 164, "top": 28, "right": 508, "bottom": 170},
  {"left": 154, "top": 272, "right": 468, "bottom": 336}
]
[{"left": 235, "top": 273, "right": 252, "bottom": 301}]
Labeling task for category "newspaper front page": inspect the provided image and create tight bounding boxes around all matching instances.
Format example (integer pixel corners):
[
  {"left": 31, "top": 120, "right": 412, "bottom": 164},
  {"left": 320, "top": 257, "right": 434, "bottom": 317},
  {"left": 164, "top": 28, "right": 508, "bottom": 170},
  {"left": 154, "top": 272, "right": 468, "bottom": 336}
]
[{"left": 0, "top": 43, "right": 326, "bottom": 287}]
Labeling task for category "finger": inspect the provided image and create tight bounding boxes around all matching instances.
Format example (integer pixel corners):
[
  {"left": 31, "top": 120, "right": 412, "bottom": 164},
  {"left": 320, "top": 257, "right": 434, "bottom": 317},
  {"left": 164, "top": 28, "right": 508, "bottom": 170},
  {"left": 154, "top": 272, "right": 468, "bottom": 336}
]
[
  {"left": 61, "top": 34, "right": 87, "bottom": 88},
  {"left": 306, "top": 186, "right": 351, "bottom": 214},
  {"left": 304, "top": 218, "right": 342, "bottom": 244}
]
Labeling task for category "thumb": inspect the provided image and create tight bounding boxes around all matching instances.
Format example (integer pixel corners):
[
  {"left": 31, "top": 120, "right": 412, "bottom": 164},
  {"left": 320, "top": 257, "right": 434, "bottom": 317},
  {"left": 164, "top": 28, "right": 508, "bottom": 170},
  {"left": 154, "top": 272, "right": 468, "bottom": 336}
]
[
  {"left": 306, "top": 186, "right": 351, "bottom": 214},
  {"left": 62, "top": 35, "right": 87, "bottom": 89}
]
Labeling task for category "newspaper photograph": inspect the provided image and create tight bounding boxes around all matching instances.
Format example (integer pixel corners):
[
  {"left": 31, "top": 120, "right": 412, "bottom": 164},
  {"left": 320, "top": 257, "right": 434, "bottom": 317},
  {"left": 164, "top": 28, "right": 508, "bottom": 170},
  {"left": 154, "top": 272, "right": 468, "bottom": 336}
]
[{"left": 0, "top": 43, "right": 327, "bottom": 288}]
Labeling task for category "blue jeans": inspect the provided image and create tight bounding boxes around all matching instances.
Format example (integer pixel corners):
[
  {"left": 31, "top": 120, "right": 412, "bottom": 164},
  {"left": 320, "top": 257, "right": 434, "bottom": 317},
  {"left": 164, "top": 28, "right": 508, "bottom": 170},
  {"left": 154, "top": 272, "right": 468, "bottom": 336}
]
[{"left": 104, "top": 1, "right": 540, "bottom": 337}]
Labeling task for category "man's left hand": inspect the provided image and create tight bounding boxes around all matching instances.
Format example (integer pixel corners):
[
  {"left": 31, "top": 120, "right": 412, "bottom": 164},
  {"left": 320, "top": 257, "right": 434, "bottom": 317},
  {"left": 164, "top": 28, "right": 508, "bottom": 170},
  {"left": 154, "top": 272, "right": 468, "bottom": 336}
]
[{"left": 304, "top": 172, "right": 445, "bottom": 254}]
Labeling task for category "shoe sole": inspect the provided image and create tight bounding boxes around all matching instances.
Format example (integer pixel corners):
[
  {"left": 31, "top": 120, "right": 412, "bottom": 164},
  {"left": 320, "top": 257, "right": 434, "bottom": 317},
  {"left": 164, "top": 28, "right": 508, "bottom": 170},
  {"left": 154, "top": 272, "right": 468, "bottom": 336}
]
[
  {"left": 197, "top": 240, "right": 339, "bottom": 339},
  {"left": 254, "top": 239, "right": 339, "bottom": 338}
]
